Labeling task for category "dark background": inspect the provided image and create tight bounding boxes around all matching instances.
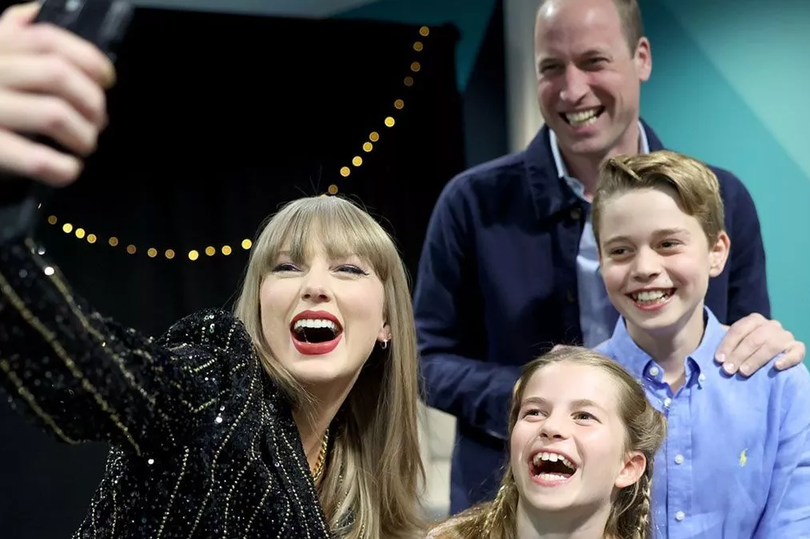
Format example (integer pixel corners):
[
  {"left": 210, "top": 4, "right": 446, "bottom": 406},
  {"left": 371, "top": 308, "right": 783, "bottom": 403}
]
[{"left": 0, "top": 2, "right": 514, "bottom": 536}]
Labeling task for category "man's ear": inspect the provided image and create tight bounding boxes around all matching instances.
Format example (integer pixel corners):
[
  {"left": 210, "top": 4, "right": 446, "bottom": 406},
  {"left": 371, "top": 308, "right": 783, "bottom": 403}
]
[{"left": 634, "top": 37, "right": 652, "bottom": 82}]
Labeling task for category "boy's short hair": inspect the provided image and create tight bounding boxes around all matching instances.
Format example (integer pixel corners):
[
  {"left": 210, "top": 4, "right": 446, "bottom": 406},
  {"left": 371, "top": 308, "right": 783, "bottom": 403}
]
[{"left": 592, "top": 150, "right": 725, "bottom": 247}]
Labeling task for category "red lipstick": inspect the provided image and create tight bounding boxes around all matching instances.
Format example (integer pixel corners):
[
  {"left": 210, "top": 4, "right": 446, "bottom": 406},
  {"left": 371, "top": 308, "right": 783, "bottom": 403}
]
[{"left": 290, "top": 310, "right": 343, "bottom": 356}]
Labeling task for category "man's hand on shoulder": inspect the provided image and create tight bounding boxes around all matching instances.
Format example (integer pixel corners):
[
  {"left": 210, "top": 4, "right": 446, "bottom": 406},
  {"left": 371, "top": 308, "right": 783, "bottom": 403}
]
[{"left": 716, "top": 313, "right": 806, "bottom": 376}]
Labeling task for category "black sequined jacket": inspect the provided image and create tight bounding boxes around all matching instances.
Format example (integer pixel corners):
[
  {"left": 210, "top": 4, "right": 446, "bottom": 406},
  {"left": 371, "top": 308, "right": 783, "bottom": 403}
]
[{"left": 0, "top": 231, "right": 334, "bottom": 538}]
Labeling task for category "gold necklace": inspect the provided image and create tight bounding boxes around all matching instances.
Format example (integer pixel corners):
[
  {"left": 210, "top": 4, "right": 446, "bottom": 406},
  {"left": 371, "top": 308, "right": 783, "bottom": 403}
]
[{"left": 311, "top": 427, "right": 330, "bottom": 481}]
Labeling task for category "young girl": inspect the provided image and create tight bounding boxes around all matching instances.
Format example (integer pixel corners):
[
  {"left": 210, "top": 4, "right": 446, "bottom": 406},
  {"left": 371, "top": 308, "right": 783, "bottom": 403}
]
[{"left": 427, "top": 346, "right": 666, "bottom": 539}]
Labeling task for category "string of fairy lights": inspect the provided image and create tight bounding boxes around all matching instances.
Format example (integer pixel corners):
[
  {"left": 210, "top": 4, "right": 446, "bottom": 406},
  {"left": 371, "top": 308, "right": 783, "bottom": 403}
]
[{"left": 44, "top": 25, "right": 432, "bottom": 261}]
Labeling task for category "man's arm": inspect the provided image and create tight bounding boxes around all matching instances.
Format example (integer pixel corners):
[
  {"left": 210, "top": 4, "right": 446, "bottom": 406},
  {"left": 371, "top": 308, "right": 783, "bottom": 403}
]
[
  {"left": 714, "top": 172, "right": 806, "bottom": 373},
  {"left": 724, "top": 174, "right": 770, "bottom": 322},
  {"left": 414, "top": 179, "right": 519, "bottom": 440},
  {"left": 752, "top": 366, "right": 810, "bottom": 537}
]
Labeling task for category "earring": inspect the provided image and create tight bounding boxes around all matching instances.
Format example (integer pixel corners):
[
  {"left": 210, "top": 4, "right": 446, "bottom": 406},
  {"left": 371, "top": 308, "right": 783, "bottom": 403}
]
[{"left": 380, "top": 340, "right": 389, "bottom": 350}]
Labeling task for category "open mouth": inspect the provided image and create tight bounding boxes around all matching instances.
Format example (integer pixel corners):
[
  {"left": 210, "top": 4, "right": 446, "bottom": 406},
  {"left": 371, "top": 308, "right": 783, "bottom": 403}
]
[
  {"left": 529, "top": 451, "right": 578, "bottom": 484},
  {"left": 560, "top": 106, "right": 605, "bottom": 128},
  {"left": 291, "top": 318, "right": 343, "bottom": 344},
  {"left": 628, "top": 288, "right": 676, "bottom": 307}
]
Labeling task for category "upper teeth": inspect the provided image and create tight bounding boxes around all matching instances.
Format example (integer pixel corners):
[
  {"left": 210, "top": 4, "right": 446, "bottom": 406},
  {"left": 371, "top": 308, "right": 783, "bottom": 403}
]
[
  {"left": 634, "top": 290, "right": 667, "bottom": 301},
  {"left": 565, "top": 109, "right": 599, "bottom": 125},
  {"left": 294, "top": 319, "right": 338, "bottom": 331},
  {"left": 533, "top": 452, "right": 575, "bottom": 469}
]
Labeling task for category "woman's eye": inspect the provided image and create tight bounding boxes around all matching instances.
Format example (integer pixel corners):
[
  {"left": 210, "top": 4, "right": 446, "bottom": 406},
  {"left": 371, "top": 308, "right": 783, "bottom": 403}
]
[
  {"left": 338, "top": 265, "right": 368, "bottom": 276},
  {"left": 271, "top": 263, "right": 298, "bottom": 272}
]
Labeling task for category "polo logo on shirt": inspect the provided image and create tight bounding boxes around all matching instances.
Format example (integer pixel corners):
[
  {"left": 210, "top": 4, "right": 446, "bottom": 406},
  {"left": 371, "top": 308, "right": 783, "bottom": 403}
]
[{"left": 739, "top": 448, "right": 748, "bottom": 467}]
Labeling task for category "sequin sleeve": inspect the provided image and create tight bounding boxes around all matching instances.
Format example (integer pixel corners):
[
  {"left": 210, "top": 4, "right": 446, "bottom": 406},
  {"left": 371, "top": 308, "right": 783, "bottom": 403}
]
[{"left": 0, "top": 234, "right": 256, "bottom": 457}]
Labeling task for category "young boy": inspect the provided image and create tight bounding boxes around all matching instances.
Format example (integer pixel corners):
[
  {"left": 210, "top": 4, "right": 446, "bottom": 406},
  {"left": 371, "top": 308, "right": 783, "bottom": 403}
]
[{"left": 592, "top": 150, "right": 810, "bottom": 538}]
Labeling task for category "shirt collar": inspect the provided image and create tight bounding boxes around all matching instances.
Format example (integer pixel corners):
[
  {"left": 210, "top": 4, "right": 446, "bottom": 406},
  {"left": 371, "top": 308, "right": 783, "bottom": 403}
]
[
  {"left": 549, "top": 120, "right": 651, "bottom": 196},
  {"left": 608, "top": 307, "right": 727, "bottom": 381}
]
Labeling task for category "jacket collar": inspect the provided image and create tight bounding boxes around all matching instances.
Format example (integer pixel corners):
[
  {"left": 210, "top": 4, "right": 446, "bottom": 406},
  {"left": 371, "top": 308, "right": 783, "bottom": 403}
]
[{"left": 523, "top": 118, "right": 665, "bottom": 219}]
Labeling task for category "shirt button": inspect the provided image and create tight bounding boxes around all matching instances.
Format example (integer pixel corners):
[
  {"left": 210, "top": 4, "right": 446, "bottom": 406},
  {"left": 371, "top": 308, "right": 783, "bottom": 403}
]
[
  {"left": 567, "top": 289, "right": 576, "bottom": 303},
  {"left": 649, "top": 366, "right": 660, "bottom": 377},
  {"left": 675, "top": 454, "right": 684, "bottom": 464},
  {"left": 699, "top": 374, "right": 707, "bottom": 382},
  {"left": 675, "top": 511, "right": 686, "bottom": 521},
  {"left": 570, "top": 207, "right": 581, "bottom": 221},
  {"left": 663, "top": 398, "right": 672, "bottom": 408}
]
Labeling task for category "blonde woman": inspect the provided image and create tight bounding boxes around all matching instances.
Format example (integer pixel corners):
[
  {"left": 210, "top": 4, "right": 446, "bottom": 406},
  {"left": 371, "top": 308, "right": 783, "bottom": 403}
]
[
  {"left": 427, "top": 346, "right": 666, "bottom": 539},
  {"left": 0, "top": 3, "right": 424, "bottom": 538}
]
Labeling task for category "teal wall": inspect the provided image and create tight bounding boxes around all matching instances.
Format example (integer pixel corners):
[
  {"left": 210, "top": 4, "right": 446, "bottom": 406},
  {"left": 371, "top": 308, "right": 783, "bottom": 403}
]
[{"left": 641, "top": 0, "right": 810, "bottom": 347}]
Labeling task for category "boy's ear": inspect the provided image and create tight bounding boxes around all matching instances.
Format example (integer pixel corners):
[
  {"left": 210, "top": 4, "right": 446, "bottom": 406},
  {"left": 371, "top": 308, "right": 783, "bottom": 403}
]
[{"left": 709, "top": 231, "right": 730, "bottom": 277}]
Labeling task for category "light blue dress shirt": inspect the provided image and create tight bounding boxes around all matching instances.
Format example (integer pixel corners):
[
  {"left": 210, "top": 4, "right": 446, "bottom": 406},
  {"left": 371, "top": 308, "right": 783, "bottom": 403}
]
[
  {"left": 549, "top": 124, "right": 650, "bottom": 347},
  {"left": 596, "top": 308, "right": 810, "bottom": 538}
]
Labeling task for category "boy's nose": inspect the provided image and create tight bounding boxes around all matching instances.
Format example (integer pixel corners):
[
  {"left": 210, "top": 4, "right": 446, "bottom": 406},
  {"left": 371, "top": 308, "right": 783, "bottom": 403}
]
[{"left": 631, "top": 249, "right": 662, "bottom": 280}]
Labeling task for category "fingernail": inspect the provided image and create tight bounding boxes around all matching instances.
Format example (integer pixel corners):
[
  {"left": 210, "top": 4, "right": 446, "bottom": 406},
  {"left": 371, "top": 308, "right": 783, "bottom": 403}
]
[
  {"left": 740, "top": 364, "right": 751, "bottom": 376},
  {"left": 715, "top": 353, "right": 726, "bottom": 364},
  {"left": 775, "top": 361, "right": 786, "bottom": 370},
  {"left": 723, "top": 362, "right": 736, "bottom": 374}
]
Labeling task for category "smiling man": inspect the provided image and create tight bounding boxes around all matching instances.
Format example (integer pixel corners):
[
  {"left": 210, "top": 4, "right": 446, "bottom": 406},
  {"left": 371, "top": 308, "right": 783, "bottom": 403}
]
[{"left": 413, "top": 0, "right": 807, "bottom": 513}]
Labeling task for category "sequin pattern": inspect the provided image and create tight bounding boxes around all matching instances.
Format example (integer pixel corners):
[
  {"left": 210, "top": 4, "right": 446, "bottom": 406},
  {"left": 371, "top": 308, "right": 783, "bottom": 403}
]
[{"left": 0, "top": 236, "right": 333, "bottom": 539}]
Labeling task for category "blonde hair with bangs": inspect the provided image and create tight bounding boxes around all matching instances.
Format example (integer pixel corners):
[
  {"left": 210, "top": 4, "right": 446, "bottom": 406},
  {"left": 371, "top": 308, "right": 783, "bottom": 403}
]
[{"left": 234, "top": 195, "right": 426, "bottom": 538}]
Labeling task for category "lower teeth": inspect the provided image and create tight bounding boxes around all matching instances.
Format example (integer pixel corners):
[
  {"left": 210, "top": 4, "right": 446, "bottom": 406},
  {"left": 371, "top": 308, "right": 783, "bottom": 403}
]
[
  {"left": 637, "top": 296, "right": 667, "bottom": 304},
  {"left": 537, "top": 473, "right": 569, "bottom": 481},
  {"left": 572, "top": 116, "right": 597, "bottom": 126}
]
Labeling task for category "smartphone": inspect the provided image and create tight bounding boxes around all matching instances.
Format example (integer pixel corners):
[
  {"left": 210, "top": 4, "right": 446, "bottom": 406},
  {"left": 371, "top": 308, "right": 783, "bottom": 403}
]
[
  {"left": 0, "top": 0, "right": 133, "bottom": 236},
  {"left": 35, "top": 0, "right": 133, "bottom": 62}
]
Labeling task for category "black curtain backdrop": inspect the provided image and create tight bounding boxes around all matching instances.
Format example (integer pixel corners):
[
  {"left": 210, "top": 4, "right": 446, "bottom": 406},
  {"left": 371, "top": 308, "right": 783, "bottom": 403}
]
[{"left": 0, "top": 7, "right": 464, "bottom": 538}]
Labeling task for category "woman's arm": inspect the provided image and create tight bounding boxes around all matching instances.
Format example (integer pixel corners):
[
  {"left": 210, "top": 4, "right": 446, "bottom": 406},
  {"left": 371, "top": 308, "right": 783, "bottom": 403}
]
[
  {"left": 0, "top": 234, "right": 254, "bottom": 455},
  {"left": 0, "top": 3, "right": 258, "bottom": 457}
]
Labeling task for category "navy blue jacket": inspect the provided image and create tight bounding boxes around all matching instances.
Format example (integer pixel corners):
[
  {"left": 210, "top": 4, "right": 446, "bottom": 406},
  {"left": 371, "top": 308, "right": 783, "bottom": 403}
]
[{"left": 413, "top": 122, "right": 770, "bottom": 513}]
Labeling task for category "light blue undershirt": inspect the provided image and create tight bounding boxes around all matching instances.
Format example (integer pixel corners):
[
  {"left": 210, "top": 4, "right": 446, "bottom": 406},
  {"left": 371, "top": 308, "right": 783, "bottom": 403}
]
[{"left": 548, "top": 122, "right": 650, "bottom": 347}]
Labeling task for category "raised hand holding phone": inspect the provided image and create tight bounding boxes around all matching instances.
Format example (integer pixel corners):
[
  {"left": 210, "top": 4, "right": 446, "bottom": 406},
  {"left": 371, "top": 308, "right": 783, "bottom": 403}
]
[{"left": 0, "top": 0, "right": 130, "bottom": 188}]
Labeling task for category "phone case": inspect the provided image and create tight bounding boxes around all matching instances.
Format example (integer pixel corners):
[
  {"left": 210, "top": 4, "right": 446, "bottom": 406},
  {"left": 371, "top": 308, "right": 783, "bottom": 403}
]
[{"left": 34, "top": 0, "right": 133, "bottom": 61}]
